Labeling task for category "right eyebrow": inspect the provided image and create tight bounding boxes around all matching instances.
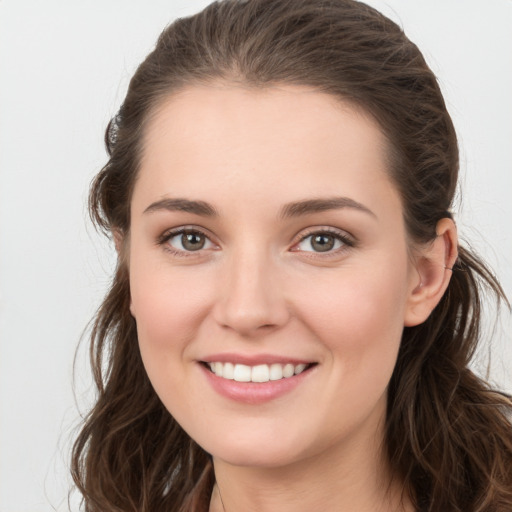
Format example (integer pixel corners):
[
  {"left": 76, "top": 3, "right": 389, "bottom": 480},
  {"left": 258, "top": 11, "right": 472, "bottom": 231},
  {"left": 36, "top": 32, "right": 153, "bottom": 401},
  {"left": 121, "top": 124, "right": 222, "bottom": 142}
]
[
  {"left": 143, "top": 198, "right": 218, "bottom": 217},
  {"left": 280, "top": 196, "right": 376, "bottom": 219}
]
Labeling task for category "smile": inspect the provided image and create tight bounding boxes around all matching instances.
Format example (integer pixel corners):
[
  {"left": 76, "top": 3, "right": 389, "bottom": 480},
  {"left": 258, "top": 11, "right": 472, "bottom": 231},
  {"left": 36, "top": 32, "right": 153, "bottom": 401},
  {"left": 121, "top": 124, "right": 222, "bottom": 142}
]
[{"left": 206, "top": 362, "right": 312, "bottom": 383}]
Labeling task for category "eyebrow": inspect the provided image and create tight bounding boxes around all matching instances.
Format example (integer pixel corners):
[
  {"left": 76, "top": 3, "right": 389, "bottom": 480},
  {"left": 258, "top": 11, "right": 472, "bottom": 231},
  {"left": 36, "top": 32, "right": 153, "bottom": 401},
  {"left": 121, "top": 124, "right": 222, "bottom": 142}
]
[
  {"left": 280, "top": 197, "right": 376, "bottom": 219},
  {"left": 142, "top": 196, "right": 375, "bottom": 219},
  {"left": 143, "top": 198, "right": 218, "bottom": 217}
]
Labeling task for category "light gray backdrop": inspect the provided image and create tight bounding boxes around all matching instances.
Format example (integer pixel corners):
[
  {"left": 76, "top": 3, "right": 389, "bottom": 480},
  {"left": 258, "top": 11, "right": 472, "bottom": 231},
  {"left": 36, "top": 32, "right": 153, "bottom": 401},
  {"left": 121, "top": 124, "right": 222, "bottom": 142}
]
[{"left": 1, "top": 1, "right": 511, "bottom": 511}]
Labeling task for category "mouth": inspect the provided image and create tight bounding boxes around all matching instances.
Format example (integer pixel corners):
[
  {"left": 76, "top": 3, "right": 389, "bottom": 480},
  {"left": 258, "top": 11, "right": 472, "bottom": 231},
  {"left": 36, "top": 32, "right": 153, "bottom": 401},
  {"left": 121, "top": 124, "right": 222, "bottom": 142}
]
[{"left": 201, "top": 361, "right": 316, "bottom": 383}]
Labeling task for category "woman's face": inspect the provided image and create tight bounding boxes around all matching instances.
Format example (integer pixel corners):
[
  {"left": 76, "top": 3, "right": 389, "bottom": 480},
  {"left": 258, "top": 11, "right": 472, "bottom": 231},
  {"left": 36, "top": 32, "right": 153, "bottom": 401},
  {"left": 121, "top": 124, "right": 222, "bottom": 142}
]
[{"left": 128, "top": 84, "right": 422, "bottom": 469}]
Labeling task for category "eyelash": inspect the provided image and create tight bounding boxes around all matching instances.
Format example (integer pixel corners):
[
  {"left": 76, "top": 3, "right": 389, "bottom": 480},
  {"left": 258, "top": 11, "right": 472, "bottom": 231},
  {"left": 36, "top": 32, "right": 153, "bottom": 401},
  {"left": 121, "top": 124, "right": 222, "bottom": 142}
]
[
  {"left": 293, "top": 227, "right": 356, "bottom": 257},
  {"left": 157, "top": 226, "right": 356, "bottom": 258},
  {"left": 157, "top": 227, "right": 216, "bottom": 258}
]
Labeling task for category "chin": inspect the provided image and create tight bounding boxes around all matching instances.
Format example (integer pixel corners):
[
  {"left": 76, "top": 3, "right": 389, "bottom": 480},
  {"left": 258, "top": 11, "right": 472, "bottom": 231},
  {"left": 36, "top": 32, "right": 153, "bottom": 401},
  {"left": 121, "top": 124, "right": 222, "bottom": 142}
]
[
  {"left": 211, "top": 445, "right": 299, "bottom": 469},
  {"left": 198, "top": 424, "right": 319, "bottom": 470}
]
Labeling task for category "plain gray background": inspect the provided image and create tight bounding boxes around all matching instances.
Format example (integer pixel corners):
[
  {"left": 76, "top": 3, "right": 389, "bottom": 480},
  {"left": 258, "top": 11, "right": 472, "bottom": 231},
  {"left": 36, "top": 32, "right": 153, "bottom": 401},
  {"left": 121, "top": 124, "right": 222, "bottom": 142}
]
[{"left": 1, "top": 1, "right": 511, "bottom": 510}]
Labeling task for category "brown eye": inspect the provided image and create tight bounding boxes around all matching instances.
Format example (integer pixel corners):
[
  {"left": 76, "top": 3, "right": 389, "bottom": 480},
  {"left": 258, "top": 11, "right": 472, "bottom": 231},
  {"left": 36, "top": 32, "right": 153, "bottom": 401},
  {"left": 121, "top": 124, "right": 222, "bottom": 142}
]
[
  {"left": 310, "top": 234, "right": 335, "bottom": 252},
  {"left": 163, "top": 229, "right": 215, "bottom": 253},
  {"left": 294, "top": 230, "right": 353, "bottom": 254},
  {"left": 181, "top": 232, "right": 206, "bottom": 251}
]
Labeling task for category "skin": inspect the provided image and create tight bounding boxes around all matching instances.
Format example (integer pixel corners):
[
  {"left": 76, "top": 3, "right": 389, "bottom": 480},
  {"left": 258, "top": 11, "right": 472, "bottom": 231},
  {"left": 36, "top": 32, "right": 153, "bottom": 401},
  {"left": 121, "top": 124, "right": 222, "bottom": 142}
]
[{"left": 127, "top": 83, "right": 457, "bottom": 511}]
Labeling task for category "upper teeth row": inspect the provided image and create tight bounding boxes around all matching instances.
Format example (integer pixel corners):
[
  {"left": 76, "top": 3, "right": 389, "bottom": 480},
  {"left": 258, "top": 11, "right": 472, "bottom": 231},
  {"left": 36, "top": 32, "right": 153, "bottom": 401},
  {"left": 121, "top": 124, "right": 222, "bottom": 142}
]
[{"left": 208, "top": 362, "right": 308, "bottom": 383}]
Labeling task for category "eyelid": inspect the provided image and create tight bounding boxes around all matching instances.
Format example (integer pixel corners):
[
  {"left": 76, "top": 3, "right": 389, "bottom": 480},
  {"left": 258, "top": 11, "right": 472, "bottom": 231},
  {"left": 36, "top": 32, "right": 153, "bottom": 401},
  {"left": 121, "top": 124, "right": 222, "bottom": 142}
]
[
  {"left": 157, "top": 225, "right": 219, "bottom": 256},
  {"left": 156, "top": 224, "right": 355, "bottom": 258},
  {"left": 290, "top": 226, "right": 356, "bottom": 254}
]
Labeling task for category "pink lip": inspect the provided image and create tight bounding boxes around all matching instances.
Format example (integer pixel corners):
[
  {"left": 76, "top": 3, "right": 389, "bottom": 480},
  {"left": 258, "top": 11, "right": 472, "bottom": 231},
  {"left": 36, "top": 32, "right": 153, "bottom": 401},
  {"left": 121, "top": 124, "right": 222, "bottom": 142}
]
[
  {"left": 201, "top": 352, "right": 314, "bottom": 366},
  {"left": 199, "top": 361, "right": 316, "bottom": 405}
]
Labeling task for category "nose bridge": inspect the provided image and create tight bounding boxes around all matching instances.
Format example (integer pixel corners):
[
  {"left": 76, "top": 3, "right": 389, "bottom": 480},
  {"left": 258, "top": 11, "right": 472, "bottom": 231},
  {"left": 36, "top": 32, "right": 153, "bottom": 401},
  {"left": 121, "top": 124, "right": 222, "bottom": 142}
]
[{"left": 215, "top": 240, "right": 288, "bottom": 336}]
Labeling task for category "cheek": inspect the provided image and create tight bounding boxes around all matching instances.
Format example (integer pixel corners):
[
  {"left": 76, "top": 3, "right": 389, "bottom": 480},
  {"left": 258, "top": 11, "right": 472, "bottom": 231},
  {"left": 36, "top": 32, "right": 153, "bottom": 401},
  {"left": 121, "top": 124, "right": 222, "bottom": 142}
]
[
  {"left": 289, "top": 265, "right": 409, "bottom": 434},
  {"left": 292, "top": 262, "right": 410, "bottom": 369},
  {"left": 129, "top": 258, "right": 215, "bottom": 360},
  {"left": 128, "top": 263, "right": 217, "bottom": 424}
]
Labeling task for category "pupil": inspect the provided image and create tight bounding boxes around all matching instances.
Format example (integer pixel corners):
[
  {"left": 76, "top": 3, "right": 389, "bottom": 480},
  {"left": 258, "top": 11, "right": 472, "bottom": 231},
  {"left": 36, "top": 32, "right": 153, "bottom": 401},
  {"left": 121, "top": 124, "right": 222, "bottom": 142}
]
[
  {"left": 312, "top": 234, "right": 334, "bottom": 252},
  {"left": 182, "top": 232, "right": 205, "bottom": 251}
]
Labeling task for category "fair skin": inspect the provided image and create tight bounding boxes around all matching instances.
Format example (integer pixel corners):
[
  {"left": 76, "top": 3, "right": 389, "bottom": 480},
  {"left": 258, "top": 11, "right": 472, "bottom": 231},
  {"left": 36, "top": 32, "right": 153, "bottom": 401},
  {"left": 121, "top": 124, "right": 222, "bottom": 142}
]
[{"left": 126, "top": 83, "right": 457, "bottom": 511}]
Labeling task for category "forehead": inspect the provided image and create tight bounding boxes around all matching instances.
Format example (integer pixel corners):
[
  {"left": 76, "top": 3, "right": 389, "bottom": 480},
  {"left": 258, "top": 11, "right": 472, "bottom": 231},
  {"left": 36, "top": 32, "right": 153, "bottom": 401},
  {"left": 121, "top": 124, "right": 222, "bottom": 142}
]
[{"left": 134, "top": 83, "right": 399, "bottom": 217}]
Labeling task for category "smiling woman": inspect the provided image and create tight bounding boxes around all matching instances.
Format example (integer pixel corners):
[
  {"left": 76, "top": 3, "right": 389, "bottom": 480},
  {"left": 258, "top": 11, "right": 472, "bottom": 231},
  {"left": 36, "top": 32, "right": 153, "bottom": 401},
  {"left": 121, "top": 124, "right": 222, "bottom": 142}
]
[
  {"left": 130, "top": 87, "right": 424, "bottom": 479},
  {"left": 72, "top": 1, "right": 512, "bottom": 511}
]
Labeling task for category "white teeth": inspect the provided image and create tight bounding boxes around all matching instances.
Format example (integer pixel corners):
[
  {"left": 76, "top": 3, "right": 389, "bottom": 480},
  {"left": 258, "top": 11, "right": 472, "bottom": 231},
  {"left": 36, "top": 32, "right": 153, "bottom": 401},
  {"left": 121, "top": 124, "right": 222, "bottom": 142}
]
[
  {"left": 283, "top": 363, "right": 295, "bottom": 378},
  {"left": 223, "top": 362, "right": 234, "bottom": 380},
  {"left": 207, "top": 361, "right": 311, "bottom": 383},
  {"left": 213, "top": 362, "right": 223, "bottom": 377},
  {"left": 294, "top": 363, "right": 307, "bottom": 375},
  {"left": 251, "top": 364, "right": 270, "bottom": 383},
  {"left": 269, "top": 363, "right": 283, "bottom": 381},
  {"left": 233, "top": 364, "right": 251, "bottom": 382}
]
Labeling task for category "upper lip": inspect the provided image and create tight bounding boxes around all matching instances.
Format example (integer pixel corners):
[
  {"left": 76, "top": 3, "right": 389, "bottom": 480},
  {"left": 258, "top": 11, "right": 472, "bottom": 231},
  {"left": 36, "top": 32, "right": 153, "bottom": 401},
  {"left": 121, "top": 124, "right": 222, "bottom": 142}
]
[{"left": 200, "top": 352, "right": 316, "bottom": 366}]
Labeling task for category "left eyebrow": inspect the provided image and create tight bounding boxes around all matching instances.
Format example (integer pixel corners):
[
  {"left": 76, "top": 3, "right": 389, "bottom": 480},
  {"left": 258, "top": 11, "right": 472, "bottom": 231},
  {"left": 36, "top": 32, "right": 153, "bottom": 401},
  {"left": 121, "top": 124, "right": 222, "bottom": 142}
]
[
  {"left": 280, "top": 197, "right": 376, "bottom": 219},
  {"left": 143, "top": 198, "right": 218, "bottom": 217}
]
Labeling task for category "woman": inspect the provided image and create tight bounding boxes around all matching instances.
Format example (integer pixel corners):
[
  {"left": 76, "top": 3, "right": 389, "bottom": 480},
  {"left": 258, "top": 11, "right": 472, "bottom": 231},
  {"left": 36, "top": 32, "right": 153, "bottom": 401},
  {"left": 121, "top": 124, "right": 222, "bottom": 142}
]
[{"left": 72, "top": 0, "right": 512, "bottom": 510}]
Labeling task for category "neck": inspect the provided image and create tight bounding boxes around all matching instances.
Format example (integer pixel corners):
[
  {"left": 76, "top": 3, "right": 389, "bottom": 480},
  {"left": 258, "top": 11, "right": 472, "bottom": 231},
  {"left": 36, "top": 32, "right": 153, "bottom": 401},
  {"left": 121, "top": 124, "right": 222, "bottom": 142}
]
[{"left": 209, "top": 426, "right": 412, "bottom": 512}]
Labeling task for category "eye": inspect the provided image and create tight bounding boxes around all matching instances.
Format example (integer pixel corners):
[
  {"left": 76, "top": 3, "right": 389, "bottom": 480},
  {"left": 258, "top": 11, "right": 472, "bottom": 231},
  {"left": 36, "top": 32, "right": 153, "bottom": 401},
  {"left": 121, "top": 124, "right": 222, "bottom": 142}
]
[
  {"left": 294, "top": 230, "right": 354, "bottom": 253},
  {"left": 161, "top": 228, "right": 215, "bottom": 253}
]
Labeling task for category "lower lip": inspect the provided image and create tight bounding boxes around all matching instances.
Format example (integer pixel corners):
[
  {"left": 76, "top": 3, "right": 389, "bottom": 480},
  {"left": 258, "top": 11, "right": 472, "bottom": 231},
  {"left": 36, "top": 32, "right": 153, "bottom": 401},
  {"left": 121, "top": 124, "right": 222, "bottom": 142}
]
[{"left": 199, "top": 363, "right": 314, "bottom": 405}]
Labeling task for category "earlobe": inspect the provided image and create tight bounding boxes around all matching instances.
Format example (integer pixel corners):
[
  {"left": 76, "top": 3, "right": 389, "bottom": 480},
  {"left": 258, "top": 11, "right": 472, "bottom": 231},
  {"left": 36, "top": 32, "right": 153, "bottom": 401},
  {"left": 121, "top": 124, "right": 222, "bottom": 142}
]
[{"left": 404, "top": 218, "right": 458, "bottom": 327}]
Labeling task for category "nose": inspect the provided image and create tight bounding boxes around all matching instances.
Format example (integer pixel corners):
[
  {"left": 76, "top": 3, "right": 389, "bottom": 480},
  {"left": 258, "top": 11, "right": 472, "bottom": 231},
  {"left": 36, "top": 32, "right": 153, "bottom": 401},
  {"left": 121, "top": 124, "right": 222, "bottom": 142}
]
[{"left": 212, "top": 248, "right": 290, "bottom": 338}]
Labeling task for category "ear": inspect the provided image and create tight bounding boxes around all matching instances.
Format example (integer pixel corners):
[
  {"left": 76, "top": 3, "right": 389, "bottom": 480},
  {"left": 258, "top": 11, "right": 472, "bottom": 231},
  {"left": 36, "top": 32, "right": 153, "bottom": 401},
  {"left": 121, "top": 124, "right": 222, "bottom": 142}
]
[{"left": 404, "top": 218, "right": 458, "bottom": 327}]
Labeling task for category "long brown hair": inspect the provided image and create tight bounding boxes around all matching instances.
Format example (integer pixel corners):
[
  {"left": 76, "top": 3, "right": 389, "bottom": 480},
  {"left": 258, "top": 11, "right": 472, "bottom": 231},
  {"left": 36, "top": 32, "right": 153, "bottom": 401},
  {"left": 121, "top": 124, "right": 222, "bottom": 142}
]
[{"left": 72, "top": 1, "right": 512, "bottom": 510}]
